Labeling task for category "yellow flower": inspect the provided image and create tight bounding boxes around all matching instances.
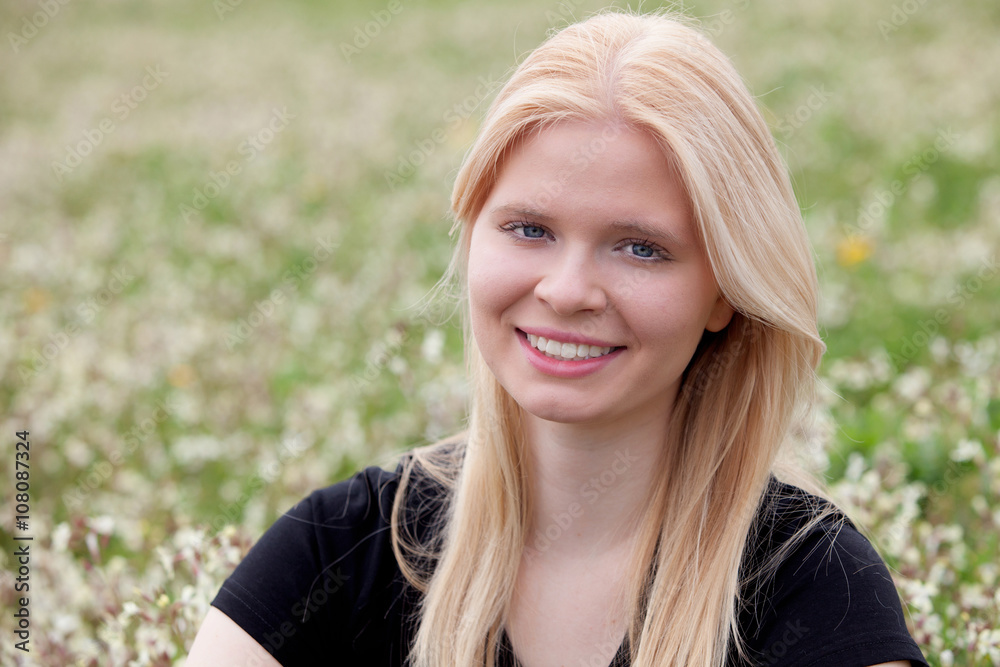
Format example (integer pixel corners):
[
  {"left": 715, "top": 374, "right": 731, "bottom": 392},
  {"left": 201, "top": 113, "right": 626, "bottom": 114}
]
[
  {"left": 23, "top": 287, "right": 50, "bottom": 313},
  {"left": 836, "top": 235, "right": 873, "bottom": 267},
  {"left": 156, "top": 594, "right": 170, "bottom": 608},
  {"left": 167, "top": 364, "right": 197, "bottom": 388}
]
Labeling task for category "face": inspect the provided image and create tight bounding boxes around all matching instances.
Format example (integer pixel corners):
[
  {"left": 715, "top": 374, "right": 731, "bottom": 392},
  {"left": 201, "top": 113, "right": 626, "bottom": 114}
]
[{"left": 467, "top": 120, "right": 734, "bottom": 429}]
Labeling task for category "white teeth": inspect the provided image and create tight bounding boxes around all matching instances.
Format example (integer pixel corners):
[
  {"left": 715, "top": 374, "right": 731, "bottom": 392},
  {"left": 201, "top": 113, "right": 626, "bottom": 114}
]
[{"left": 524, "top": 332, "right": 615, "bottom": 361}]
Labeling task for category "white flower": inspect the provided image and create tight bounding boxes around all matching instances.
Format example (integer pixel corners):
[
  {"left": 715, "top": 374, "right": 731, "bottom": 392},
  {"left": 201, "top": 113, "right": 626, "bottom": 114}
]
[
  {"left": 51, "top": 612, "right": 80, "bottom": 637},
  {"left": 893, "top": 367, "right": 931, "bottom": 402},
  {"left": 951, "top": 438, "right": 984, "bottom": 463},
  {"left": 389, "top": 355, "right": 407, "bottom": 375},
  {"left": 421, "top": 327, "right": 445, "bottom": 364},
  {"left": 90, "top": 515, "right": 115, "bottom": 535},
  {"left": 827, "top": 359, "right": 871, "bottom": 391},
  {"left": 930, "top": 336, "right": 950, "bottom": 364},
  {"left": 52, "top": 522, "right": 72, "bottom": 552},
  {"left": 171, "top": 434, "right": 225, "bottom": 465},
  {"left": 905, "top": 579, "right": 939, "bottom": 613},
  {"left": 976, "top": 629, "right": 1000, "bottom": 662},
  {"left": 845, "top": 452, "right": 867, "bottom": 482},
  {"left": 121, "top": 601, "right": 140, "bottom": 619}
]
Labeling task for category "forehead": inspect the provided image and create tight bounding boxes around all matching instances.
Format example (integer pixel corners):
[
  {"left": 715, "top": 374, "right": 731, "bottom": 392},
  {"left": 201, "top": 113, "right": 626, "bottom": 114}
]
[{"left": 509, "top": 120, "right": 672, "bottom": 177}]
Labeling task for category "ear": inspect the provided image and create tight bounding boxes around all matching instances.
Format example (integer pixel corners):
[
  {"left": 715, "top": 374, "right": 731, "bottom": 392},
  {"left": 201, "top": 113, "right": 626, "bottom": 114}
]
[{"left": 705, "top": 295, "right": 735, "bottom": 333}]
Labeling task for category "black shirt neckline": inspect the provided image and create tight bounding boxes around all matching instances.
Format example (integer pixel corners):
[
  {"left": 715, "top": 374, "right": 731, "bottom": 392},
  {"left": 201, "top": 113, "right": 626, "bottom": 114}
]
[{"left": 498, "top": 627, "right": 629, "bottom": 667}]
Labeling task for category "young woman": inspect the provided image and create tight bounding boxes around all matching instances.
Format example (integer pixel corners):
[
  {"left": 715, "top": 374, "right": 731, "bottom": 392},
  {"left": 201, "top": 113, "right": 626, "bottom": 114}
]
[{"left": 188, "top": 10, "right": 928, "bottom": 667}]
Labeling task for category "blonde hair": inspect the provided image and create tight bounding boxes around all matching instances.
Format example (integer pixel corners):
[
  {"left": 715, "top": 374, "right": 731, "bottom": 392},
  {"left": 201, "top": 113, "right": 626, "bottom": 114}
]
[{"left": 392, "top": 9, "right": 832, "bottom": 666}]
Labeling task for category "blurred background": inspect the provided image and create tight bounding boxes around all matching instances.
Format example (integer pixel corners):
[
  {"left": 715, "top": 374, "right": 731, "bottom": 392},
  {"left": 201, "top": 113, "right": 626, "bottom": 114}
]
[{"left": 1, "top": 0, "right": 997, "bottom": 664}]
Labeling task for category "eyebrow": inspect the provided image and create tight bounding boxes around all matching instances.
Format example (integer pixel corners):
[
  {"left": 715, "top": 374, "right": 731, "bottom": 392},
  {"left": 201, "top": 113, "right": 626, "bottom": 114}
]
[
  {"left": 608, "top": 219, "right": 686, "bottom": 248},
  {"left": 489, "top": 203, "right": 686, "bottom": 248},
  {"left": 489, "top": 204, "right": 553, "bottom": 222}
]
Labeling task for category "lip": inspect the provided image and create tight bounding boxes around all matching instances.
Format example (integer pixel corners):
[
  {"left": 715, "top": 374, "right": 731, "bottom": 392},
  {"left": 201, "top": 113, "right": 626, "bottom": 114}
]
[{"left": 516, "top": 328, "right": 624, "bottom": 379}]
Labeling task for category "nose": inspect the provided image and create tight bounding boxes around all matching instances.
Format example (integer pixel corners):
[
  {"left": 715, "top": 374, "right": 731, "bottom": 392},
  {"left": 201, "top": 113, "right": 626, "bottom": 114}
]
[{"left": 533, "top": 249, "right": 608, "bottom": 316}]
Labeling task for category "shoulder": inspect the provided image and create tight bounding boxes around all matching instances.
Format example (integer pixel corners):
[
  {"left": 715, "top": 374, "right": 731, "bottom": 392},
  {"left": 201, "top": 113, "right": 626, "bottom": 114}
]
[
  {"left": 209, "top": 451, "right": 453, "bottom": 665},
  {"left": 734, "top": 478, "right": 928, "bottom": 667},
  {"left": 743, "top": 480, "right": 901, "bottom": 623}
]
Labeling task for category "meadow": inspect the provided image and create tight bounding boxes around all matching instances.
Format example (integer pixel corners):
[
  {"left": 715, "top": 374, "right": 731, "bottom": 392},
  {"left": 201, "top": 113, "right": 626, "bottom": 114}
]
[{"left": 0, "top": 0, "right": 998, "bottom": 664}]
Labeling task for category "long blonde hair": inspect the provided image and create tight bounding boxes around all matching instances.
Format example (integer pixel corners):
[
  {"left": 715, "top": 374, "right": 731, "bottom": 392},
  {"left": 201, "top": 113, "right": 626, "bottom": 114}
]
[{"left": 392, "top": 9, "right": 830, "bottom": 666}]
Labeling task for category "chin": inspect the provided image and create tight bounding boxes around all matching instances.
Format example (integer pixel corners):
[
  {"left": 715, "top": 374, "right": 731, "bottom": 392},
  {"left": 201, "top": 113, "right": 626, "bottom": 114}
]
[{"left": 516, "top": 396, "right": 605, "bottom": 425}]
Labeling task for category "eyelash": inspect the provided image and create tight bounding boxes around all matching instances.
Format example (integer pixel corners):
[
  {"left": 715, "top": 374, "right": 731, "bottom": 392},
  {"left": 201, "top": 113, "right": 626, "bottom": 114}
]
[{"left": 499, "top": 220, "right": 673, "bottom": 263}]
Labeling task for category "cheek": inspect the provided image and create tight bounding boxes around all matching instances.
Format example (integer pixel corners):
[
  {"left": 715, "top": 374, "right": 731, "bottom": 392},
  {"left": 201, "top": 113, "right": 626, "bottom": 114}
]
[
  {"left": 620, "top": 276, "right": 717, "bottom": 342},
  {"left": 467, "top": 232, "right": 525, "bottom": 329},
  {"left": 469, "top": 270, "right": 527, "bottom": 332}
]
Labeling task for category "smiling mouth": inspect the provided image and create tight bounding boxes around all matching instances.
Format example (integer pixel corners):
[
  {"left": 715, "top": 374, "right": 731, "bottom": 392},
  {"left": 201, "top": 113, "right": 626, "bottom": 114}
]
[{"left": 519, "top": 329, "right": 624, "bottom": 361}]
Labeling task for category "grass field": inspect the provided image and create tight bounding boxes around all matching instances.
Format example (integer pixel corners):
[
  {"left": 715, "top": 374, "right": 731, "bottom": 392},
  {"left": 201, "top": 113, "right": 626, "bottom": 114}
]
[{"left": 1, "top": 0, "right": 998, "bottom": 664}]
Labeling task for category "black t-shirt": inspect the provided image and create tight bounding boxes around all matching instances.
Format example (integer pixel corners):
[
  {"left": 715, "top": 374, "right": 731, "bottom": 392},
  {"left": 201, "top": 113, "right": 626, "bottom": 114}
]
[{"left": 210, "top": 454, "right": 929, "bottom": 667}]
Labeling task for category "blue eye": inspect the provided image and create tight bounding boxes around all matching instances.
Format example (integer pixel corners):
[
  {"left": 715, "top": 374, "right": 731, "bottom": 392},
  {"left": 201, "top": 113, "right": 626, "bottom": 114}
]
[
  {"left": 619, "top": 238, "right": 670, "bottom": 262},
  {"left": 629, "top": 243, "right": 655, "bottom": 258},
  {"left": 501, "top": 220, "right": 549, "bottom": 240}
]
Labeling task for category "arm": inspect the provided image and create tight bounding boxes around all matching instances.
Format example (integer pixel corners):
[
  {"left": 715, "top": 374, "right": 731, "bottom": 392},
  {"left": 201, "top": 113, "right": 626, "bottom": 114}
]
[
  {"left": 189, "top": 465, "right": 411, "bottom": 666},
  {"left": 186, "top": 607, "right": 282, "bottom": 667}
]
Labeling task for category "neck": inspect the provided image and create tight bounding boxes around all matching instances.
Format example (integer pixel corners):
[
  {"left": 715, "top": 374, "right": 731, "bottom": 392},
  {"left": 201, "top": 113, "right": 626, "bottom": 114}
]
[{"left": 521, "top": 407, "right": 668, "bottom": 562}]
